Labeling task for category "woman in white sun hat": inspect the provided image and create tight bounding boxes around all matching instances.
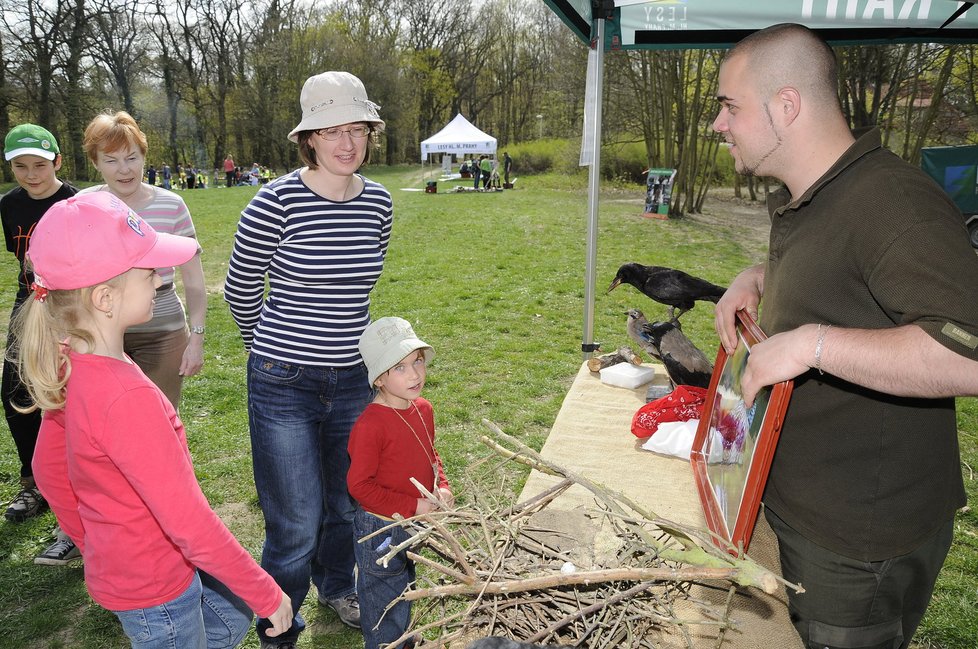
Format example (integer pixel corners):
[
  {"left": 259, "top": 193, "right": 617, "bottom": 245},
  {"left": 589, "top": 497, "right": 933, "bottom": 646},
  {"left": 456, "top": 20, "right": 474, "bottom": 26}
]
[{"left": 224, "top": 71, "right": 392, "bottom": 648}]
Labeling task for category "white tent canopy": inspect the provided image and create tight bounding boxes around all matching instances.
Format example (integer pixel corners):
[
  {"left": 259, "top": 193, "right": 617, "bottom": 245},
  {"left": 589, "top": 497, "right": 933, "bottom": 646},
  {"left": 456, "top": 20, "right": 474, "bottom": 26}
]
[{"left": 420, "top": 114, "right": 497, "bottom": 160}]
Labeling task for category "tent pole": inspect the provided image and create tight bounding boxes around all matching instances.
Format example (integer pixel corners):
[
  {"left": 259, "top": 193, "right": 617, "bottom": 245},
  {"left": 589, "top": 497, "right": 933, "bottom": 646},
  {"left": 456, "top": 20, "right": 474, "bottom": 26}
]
[{"left": 581, "top": 18, "right": 605, "bottom": 360}]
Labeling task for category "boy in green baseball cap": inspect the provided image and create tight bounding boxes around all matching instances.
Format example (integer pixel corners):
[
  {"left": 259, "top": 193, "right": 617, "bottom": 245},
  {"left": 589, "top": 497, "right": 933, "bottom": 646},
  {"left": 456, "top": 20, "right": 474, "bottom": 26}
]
[{"left": 2, "top": 123, "right": 80, "bottom": 565}]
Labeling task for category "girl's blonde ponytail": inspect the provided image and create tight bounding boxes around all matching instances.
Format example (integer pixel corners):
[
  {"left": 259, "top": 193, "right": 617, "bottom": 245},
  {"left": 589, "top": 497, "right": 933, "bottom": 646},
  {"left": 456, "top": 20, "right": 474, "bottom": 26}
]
[{"left": 8, "top": 288, "right": 97, "bottom": 412}]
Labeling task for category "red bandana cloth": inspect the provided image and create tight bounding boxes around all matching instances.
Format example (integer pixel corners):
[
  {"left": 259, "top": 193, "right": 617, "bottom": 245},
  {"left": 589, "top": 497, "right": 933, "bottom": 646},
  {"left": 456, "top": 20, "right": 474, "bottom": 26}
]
[{"left": 631, "top": 385, "right": 707, "bottom": 438}]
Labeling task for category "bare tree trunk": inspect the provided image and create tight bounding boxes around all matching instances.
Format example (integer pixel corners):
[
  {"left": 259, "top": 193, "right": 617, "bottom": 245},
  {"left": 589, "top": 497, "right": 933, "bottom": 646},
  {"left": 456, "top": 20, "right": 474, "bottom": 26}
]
[
  {"left": 0, "top": 30, "right": 11, "bottom": 183},
  {"left": 879, "top": 44, "right": 912, "bottom": 149},
  {"left": 900, "top": 45, "right": 924, "bottom": 160},
  {"left": 90, "top": 0, "right": 145, "bottom": 118},
  {"left": 60, "top": 0, "right": 89, "bottom": 181},
  {"left": 693, "top": 131, "right": 721, "bottom": 213},
  {"left": 674, "top": 49, "right": 718, "bottom": 216},
  {"left": 909, "top": 47, "right": 955, "bottom": 166},
  {"left": 2, "top": 0, "right": 72, "bottom": 130},
  {"left": 966, "top": 46, "right": 978, "bottom": 119}
]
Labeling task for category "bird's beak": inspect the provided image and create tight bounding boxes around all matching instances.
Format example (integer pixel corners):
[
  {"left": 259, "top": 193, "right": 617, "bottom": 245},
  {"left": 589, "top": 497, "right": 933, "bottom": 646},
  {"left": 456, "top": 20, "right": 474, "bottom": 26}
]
[{"left": 607, "top": 277, "right": 622, "bottom": 293}]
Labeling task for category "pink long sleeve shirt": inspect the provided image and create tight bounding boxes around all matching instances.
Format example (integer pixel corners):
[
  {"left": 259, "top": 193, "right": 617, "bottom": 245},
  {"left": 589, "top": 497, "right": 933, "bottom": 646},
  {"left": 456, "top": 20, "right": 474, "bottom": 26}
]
[{"left": 32, "top": 351, "right": 280, "bottom": 616}]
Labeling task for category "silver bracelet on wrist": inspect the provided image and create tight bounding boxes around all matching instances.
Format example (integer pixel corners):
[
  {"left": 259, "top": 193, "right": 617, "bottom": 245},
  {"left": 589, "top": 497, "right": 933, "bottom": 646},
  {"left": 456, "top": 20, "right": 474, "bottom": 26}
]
[{"left": 814, "top": 324, "right": 831, "bottom": 375}]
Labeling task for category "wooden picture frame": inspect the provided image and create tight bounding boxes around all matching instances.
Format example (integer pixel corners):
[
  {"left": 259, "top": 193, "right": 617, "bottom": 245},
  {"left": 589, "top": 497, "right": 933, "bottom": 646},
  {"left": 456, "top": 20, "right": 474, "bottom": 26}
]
[{"left": 689, "top": 310, "right": 794, "bottom": 555}]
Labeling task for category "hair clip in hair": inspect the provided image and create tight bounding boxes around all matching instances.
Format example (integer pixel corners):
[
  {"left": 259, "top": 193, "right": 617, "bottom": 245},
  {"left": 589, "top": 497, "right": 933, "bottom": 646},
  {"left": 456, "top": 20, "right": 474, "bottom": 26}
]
[{"left": 31, "top": 282, "right": 49, "bottom": 303}]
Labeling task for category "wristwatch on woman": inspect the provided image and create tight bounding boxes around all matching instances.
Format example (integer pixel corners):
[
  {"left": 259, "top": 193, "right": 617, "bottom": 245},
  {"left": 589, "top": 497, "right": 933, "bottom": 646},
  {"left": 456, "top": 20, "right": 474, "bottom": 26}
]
[{"left": 190, "top": 325, "right": 205, "bottom": 335}]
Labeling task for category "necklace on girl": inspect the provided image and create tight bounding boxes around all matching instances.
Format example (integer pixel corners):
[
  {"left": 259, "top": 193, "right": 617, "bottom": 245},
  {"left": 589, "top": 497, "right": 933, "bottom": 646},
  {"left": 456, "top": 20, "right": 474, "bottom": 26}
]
[{"left": 385, "top": 399, "right": 439, "bottom": 489}]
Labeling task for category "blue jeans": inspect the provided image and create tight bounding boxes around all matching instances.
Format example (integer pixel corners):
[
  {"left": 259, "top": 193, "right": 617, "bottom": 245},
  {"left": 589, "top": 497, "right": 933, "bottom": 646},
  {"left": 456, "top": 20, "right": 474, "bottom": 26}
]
[
  {"left": 353, "top": 507, "right": 416, "bottom": 649},
  {"left": 112, "top": 571, "right": 252, "bottom": 648},
  {"left": 247, "top": 353, "right": 371, "bottom": 643}
]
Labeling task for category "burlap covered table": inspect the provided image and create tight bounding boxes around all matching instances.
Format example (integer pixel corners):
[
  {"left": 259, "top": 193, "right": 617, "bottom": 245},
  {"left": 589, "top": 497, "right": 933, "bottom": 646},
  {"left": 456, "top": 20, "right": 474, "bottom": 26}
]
[{"left": 518, "top": 362, "right": 803, "bottom": 648}]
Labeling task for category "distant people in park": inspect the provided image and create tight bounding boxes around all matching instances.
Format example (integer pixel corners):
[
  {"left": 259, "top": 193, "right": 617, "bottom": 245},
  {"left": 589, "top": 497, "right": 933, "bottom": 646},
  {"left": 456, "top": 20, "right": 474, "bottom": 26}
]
[
  {"left": 224, "top": 153, "right": 235, "bottom": 187},
  {"left": 504, "top": 151, "right": 513, "bottom": 185},
  {"left": 480, "top": 155, "right": 492, "bottom": 189},
  {"left": 186, "top": 164, "right": 196, "bottom": 189},
  {"left": 348, "top": 317, "right": 452, "bottom": 649},
  {"left": 224, "top": 70, "right": 392, "bottom": 649},
  {"left": 147, "top": 164, "right": 157, "bottom": 186},
  {"left": 161, "top": 163, "right": 171, "bottom": 189},
  {"left": 473, "top": 154, "right": 482, "bottom": 189},
  {"left": 14, "top": 192, "right": 293, "bottom": 648},
  {"left": 489, "top": 160, "right": 501, "bottom": 189},
  {"left": 80, "top": 110, "right": 207, "bottom": 409},
  {"left": 2, "top": 123, "right": 81, "bottom": 566},
  {"left": 236, "top": 167, "right": 252, "bottom": 186}
]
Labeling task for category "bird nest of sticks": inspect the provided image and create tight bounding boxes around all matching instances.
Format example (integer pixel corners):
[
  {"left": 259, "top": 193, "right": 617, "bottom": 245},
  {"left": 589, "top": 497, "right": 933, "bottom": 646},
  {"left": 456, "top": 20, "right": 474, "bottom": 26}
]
[{"left": 369, "top": 420, "right": 799, "bottom": 649}]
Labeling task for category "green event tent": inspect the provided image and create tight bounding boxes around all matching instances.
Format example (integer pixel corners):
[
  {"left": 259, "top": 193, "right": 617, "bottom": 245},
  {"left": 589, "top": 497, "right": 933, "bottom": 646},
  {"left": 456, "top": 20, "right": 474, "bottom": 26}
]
[{"left": 541, "top": 0, "right": 978, "bottom": 355}]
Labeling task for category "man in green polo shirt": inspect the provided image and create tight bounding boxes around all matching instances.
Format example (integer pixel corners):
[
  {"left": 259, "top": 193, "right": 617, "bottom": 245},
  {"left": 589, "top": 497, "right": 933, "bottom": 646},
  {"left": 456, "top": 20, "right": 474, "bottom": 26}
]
[{"left": 712, "top": 23, "right": 978, "bottom": 649}]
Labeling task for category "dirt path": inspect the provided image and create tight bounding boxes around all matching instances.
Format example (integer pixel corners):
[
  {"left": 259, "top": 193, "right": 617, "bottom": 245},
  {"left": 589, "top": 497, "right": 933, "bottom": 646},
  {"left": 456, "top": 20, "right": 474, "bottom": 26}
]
[{"left": 603, "top": 185, "right": 772, "bottom": 253}]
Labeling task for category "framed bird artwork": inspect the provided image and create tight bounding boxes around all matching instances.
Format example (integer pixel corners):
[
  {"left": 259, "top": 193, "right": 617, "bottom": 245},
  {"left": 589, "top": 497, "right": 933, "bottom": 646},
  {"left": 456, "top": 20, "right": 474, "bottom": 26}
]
[{"left": 689, "top": 310, "right": 794, "bottom": 556}]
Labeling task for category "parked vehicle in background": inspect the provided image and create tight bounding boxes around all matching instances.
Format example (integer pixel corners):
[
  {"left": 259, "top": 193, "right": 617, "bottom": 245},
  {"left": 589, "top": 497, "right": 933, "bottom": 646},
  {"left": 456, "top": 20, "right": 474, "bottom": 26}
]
[{"left": 920, "top": 145, "right": 978, "bottom": 249}]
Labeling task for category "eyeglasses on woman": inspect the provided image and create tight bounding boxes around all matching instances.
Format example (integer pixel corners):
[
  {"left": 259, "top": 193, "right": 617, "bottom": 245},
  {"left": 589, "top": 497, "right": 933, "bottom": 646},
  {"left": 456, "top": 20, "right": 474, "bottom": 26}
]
[{"left": 316, "top": 125, "right": 371, "bottom": 141}]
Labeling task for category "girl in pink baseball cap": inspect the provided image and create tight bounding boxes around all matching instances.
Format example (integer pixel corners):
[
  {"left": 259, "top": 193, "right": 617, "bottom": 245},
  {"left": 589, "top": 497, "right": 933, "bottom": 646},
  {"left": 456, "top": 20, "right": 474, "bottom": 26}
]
[{"left": 10, "top": 192, "right": 293, "bottom": 647}]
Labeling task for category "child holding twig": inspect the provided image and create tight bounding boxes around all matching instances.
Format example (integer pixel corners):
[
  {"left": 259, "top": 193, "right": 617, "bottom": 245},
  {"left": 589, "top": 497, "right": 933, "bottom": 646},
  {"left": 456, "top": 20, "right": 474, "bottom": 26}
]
[
  {"left": 12, "top": 193, "right": 292, "bottom": 647},
  {"left": 348, "top": 317, "right": 453, "bottom": 649}
]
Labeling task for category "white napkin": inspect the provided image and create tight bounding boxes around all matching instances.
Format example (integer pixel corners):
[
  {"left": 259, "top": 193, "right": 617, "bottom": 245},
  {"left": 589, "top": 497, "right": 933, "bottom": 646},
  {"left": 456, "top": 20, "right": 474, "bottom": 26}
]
[{"left": 640, "top": 419, "right": 700, "bottom": 460}]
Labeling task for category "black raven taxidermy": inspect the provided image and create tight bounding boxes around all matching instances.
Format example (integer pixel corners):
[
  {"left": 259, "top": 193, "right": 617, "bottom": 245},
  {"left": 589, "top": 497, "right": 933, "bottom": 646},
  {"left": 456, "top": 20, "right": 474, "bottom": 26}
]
[
  {"left": 608, "top": 263, "right": 727, "bottom": 320},
  {"left": 626, "top": 309, "right": 713, "bottom": 389}
]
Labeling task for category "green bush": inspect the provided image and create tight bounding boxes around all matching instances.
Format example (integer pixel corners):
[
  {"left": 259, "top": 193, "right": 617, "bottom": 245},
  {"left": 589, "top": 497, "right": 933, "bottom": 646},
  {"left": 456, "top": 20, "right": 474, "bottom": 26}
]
[
  {"left": 601, "top": 140, "right": 650, "bottom": 184},
  {"left": 505, "top": 137, "right": 733, "bottom": 188},
  {"left": 503, "top": 138, "right": 579, "bottom": 175},
  {"left": 505, "top": 138, "right": 648, "bottom": 184}
]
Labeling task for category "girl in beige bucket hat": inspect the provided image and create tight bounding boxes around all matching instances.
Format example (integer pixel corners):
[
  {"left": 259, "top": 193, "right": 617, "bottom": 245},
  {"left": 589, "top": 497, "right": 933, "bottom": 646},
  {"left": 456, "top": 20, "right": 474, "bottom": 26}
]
[{"left": 224, "top": 70, "right": 392, "bottom": 647}]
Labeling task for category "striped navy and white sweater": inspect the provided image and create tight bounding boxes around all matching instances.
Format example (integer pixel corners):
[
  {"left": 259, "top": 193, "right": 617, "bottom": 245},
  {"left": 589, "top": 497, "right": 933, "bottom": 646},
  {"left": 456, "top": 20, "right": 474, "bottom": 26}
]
[{"left": 224, "top": 170, "right": 393, "bottom": 366}]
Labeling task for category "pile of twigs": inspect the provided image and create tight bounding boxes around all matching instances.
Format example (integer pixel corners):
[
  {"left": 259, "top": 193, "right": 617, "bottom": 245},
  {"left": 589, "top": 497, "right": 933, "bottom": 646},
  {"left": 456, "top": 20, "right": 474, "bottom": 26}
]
[{"left": 367, "top": 420, "right": 797, "bottom": 649}]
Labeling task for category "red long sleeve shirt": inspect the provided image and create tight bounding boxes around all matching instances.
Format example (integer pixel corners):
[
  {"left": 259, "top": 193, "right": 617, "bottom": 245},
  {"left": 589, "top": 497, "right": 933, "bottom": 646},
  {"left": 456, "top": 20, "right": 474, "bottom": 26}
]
[
  {"left": 347, "top": 398, "right": 449, "bottom": 518},
  {"left": 32, "top": 351, "right": 280, "bottom": 616}
]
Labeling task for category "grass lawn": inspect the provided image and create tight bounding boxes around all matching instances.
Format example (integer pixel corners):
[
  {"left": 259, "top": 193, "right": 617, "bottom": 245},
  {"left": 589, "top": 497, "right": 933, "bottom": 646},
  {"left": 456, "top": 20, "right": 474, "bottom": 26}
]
[{"left": 0, "top": 167, "right": 975, "bottom": 648}]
